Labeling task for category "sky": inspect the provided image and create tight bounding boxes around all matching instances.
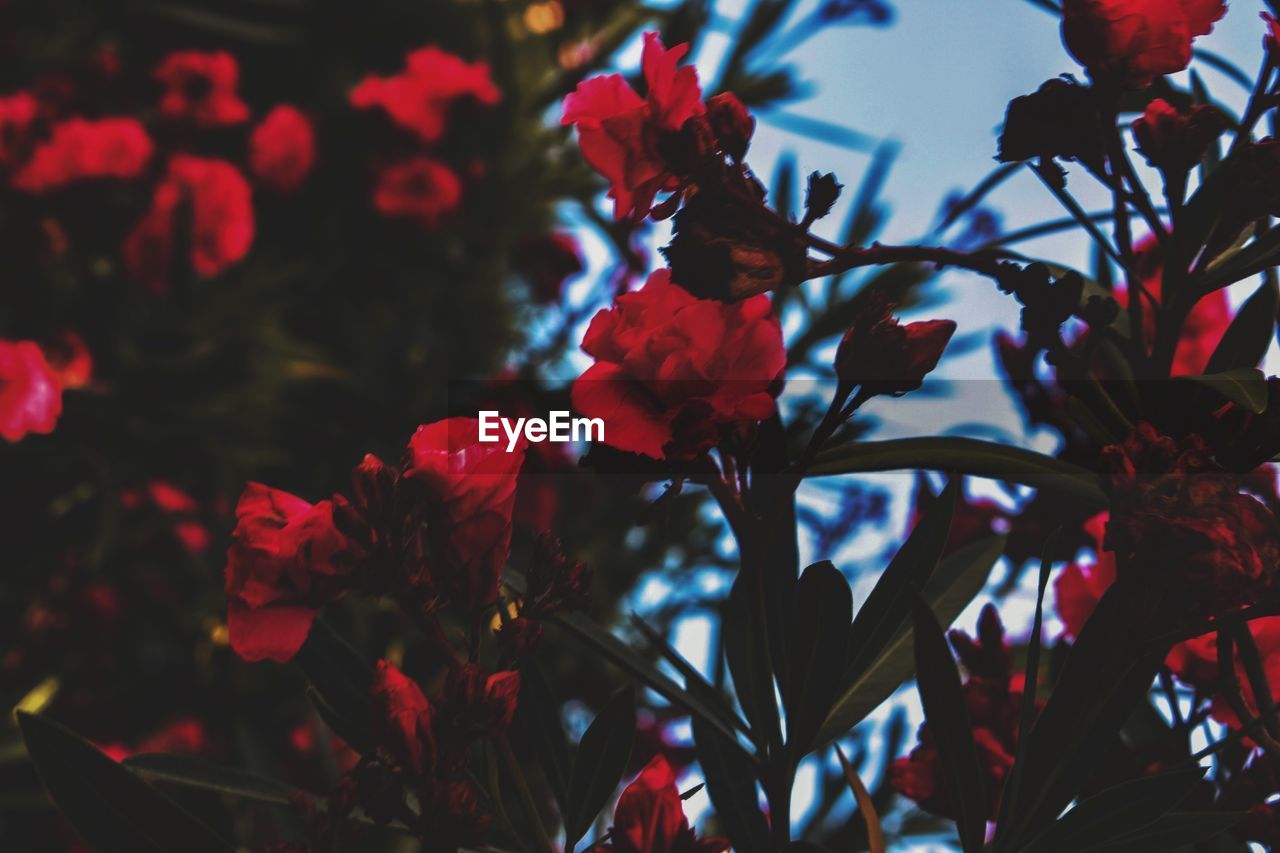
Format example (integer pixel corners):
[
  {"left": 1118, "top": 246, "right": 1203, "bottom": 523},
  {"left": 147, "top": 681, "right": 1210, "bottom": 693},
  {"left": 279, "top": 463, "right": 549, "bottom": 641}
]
[{"left": 567, "top": 1, "right": 1276, "bottom": 848}]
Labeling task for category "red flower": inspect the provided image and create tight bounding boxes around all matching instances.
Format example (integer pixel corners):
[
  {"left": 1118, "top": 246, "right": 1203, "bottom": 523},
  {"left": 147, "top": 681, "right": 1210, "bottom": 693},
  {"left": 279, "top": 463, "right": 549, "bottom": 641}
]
[
  {"left": 1102, "top": 424, "right": 1280, "bottom": 614},
  {"left": 123, "top": 155, "right": 254, "bottom": 293},
  {"left": 441, "top": 664, "right": 521, "bottom": 739},
  {"left": 1062, "top": 0, "right": 1226, "bottom": 88},
  {"left": 224, "top": 483, "right": 361, "bottom": 663},
  {"left": 0, "top": 91, "right": 39, "bottom": 169},
  {"left": 11, "top": 117, "right": 152, "bottom": 193},
  {"left": 406, "top": 418, "right": 526, "bottom": 612},
  {"left": 1165, "top": 618, "right": 1280, "bottom": 732},
  {"left": 1132, "top": 98, "right": 1228, "bottom": 175},
  {"left": 1054, "top": 513, "right": 1115, "bottom": 641},
  {"left": 371, "top": 157, "right": 462, "bottom": 229},
  {"left": 571, "top": 269, "right": 785, "bottom": 460},
  {"left": 891, "top": 606, "right": 1026, "bottom": 820},
  {"left": 350, "top": 45, "right": 500, "bottom": 143},
  {"left": 835, "top": 296, "right": 956, "bottom": 397},
  {"left": 0, "top": 340, "right": 61, "bottom": 442},
  {"left": 561, "top": 32, "right": 707, "bottom": 221},
  {"left": 154, "top": 51, "right": 250, "bottom": 127},
  {"left": 249, "top": 105, "right": 315, "bottom": 193},
  {"left": 371, "top": 660, "right": 437, "bottom": 775},
  {"left": 603, "top": 756, "right": 728, "bottom": 853}
]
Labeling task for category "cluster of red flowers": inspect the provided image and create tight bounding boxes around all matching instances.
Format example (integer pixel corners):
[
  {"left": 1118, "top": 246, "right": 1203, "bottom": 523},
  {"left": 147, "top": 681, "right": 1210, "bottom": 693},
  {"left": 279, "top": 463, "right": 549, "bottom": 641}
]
[{"left": 350, "top": 46, "right": 500, "bottom": 229}]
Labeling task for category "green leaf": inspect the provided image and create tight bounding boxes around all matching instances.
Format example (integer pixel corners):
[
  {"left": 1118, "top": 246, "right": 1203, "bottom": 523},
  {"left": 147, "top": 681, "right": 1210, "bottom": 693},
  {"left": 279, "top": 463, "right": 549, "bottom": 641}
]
[
  {"left": 842, "top": 479, "right": 958, "bottom": 686},
  {"left": 784, "top": 561, "right": 853, "bottom": 757},
  {"left": 1174, "top": 368, "right": 1268, "bottom": 413},
  {"left": 1203, "top": 279, "right": 1279, "bottom": 373},
  {"left": 996, "top": 530, "right": 1062, "bottom": 829},
  {"left": 802, "top": 437, "right": 1109, "bottom": 509},
  {"left": 294, "top": 620, "right": 374, "bottom": 754},
  {"left": 992, "top": 581, "right": 1171, "bottom": 850},
  {"left": 511, "top": 663, "right": 572, "bottom": 819},
  {"left": 564, "top": 686, "right": 636, "bottom": 848},
  {"left": 124, "top": 753, "right": 296, "bottom": 806},
  {"left": 629, "top": 613, "right": 752, "bottom": 739},
  {"left": 724, "top": 573, "right": 781, "bottom": 753},
  {"left": 813, "top": 533, "right": 1007, "bottom": 748},
  {"left": 1083, "top": 811, "right": 1244, "bottom": 851},
  {"left": 691, "top": 717, "right": 771, "bottom": 853},
  {"left": 1020, "top": 768, "right": 1205, "bottom": 852},
  {"left": 552, "top": 611, "right": 742, "bottom": 748},
  {"left": 909, "top": 589, "right": 986, "bottom": 853},
  {"left": 17, "top": 712, "right": 235, "bottom": 853}
]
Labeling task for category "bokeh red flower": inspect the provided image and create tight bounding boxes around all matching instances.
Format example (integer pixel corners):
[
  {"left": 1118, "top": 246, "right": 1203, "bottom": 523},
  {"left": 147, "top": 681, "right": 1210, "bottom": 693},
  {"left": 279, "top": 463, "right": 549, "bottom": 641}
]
[
  {"left": 154, "top": 50, "right": 250, "bottom": 126},
  {"left": 11, "top": 117, "right": 152, "bottom": 192},
  {"left": 0, "top": 339, "right": 62, "bottom": 442},
  {"left": 249, "top": 105, "right": 316, "bottom": 193},
  {"left": 350, "top": 45, "right": 500, "bottom": 143},
  {"left": 371, "top": 156, "right": 462, "bottom": 229}
]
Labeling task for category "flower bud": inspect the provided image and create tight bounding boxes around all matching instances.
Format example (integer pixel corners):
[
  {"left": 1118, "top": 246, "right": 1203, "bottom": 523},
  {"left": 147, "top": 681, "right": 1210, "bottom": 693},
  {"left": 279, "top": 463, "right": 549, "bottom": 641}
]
[
  {"left": 1132, "top": 98, "right": 1227, "bottom": 175},
  {"left": 706, "top": 92, "right": 754, "bottom": 161},
  {"left": 835, "top": 297, "right": 956, "bottom": 396},
  {"left": 998, "top": 78, "right": 1106, "bottom": 173}
]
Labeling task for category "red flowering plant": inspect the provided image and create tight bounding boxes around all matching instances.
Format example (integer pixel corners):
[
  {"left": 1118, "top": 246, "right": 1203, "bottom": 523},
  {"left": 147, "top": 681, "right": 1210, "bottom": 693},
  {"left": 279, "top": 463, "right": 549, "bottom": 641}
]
[{"left": 20, "top": 0, "right": 1280, "bottom": 850}]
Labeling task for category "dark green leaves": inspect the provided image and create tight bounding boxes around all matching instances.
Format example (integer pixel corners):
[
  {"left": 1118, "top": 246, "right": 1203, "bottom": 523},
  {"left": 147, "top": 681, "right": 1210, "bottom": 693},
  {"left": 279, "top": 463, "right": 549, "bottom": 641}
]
[
  {"left": 512, "top": 663, "right": 573, "bottom": 817},
  {"left": 18, "top": 712, "right": 234, "bottom": 853},
  {"left": 564, "top": 686, "right": 635, "bottom": 849},
  {"left": 909, "top": 591, "right": 986, "bottom": 853},
  {"left": 1020, "top": 768, "right": 1208, "bottom": 852},
  {"left": 802, "top": 437, "right": 1109, "bottom": 509},
  {"left": 1174, "top": 367, "right": 1268, "bottom": 413},
  {"left": 124, "top": 752, "right": 296, "bottom": 806},
  {"left": 784, "top": 561, "right": 852, "bottom": 755},
  {"left": 691, "top": 717, "right": 771, "bottom": 853},
  {"left": 1203, "top": 278, "right": 1278, "bottom": 374},
  {"left": 814, "top": 533, "right": 1007, "bottom": 747},
  {"left": 294, "top": 619, "right": 375, "bottom": 754}
]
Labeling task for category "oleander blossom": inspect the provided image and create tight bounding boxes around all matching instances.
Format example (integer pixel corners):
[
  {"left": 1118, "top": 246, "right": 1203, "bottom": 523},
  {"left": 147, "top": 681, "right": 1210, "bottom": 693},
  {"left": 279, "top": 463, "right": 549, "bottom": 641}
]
[
  {"left": 406, "top": 418, "right": 526, "bottom": 613},
  {"left": 1103, "top": 424, "right": 1280, "bottom": 614},
  {"left": 561, "top": 32, "right": 706, "bottom": 221},
  {"left": 350, "top": 46, "right": 500, "bottom": 143},
  {"left": 224, "top": 483, "right": 362, "bottom": 663},
  {"left": 249, "top": 105, "right": 315, "bottom": 193},
  {"left": 601, "top": 756, "right": 729, "bottom": 853},
  {"left": 371, "top": 157, "right": 462, "bottom": 229},
  {"left": 1062, "top": 0, "right": 1227, "bottom": 88},
  {"left": 571, "top": 269, "right": 786, "bottom": 461},
  {"left": 10, "top": 117, "right": 152, "bottom": 192},
  {"left": 0, "top": 340, "right": 62, "bottom": 442},
  {"left": 123, "top": 155, "right": 255, "bottom": 293},
  {"left": 153, "top": 50, "right": 250, "bottom": 126}
]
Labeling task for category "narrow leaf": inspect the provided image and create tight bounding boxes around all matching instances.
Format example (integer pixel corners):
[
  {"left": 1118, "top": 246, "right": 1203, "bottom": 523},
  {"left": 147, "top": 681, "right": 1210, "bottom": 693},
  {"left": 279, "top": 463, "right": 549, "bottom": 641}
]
[
  {"left": 18, "top": 712, "right": 234, "bottom": 853},
  {"left": 1174, "top": 368, "right": 1268, "bottom": 413},
  {"left": 834, "top": 744, "right": 886, "bottom": 853},
  {"left": 1204, "top": 279, "right": 1279, "bottom": 373},
  {"left": 691, "top": 717, "right": 770, "bottom": 853},
  {"left": 565, "top": 686, "right": 636, "bottom": 847},
  {"left": 784, "top": 561, "right": 853, "bottom": 756},
  {"left": 124, "top": 753, "right": 297, "bottom": 806},
  {"left": 909, "top": 589, "right": 986, "bottom": 853}
]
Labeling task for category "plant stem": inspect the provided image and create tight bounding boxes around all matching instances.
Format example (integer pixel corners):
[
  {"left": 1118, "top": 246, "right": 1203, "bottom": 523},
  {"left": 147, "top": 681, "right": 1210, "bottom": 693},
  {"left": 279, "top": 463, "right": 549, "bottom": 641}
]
[{"left": 499, "top": 735, "right": 556, "bottom": 853}]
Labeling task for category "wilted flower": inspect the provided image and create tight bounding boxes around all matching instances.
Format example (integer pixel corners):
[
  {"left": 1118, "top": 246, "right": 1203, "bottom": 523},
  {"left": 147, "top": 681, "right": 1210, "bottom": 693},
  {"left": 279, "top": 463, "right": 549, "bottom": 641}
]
[
  {"left": 997, "top": 78, "right": 1106, "bottom": 172},
  {"left": 705, "top": 92, "right": 754, "bottom": 161},
  {"left": 571, "top": 269, "right": 786, "bottom": 460}
]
